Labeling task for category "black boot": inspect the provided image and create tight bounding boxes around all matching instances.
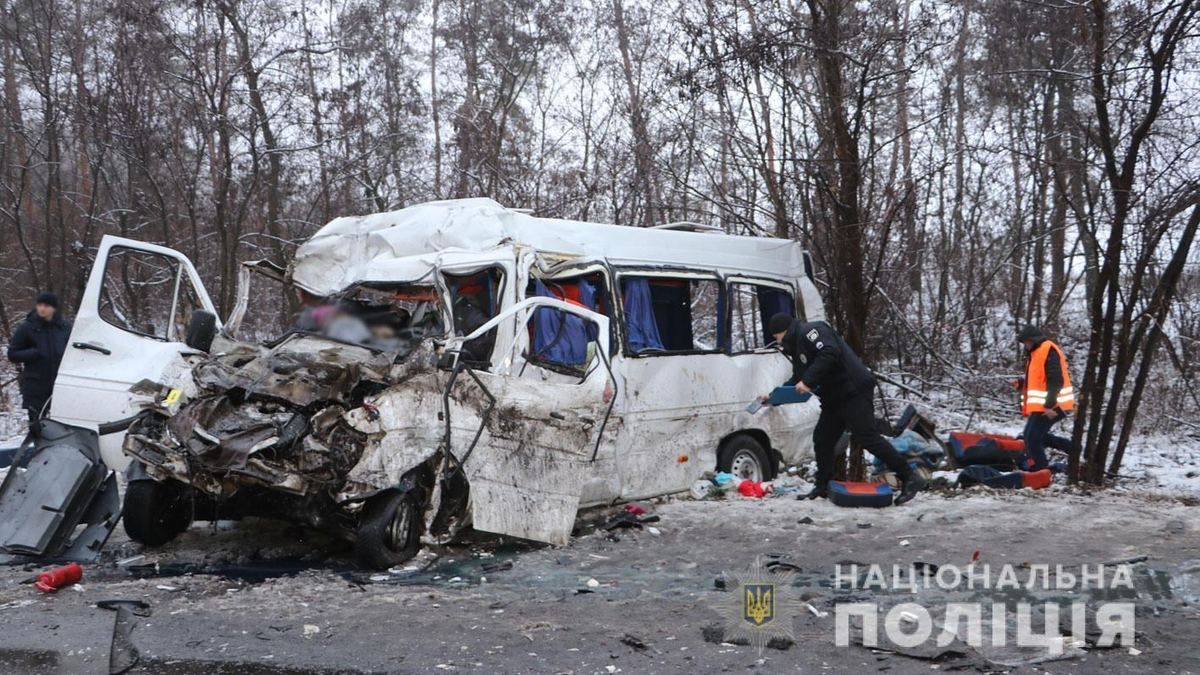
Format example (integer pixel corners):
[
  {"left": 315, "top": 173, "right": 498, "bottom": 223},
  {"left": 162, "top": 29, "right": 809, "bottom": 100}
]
[{"left": 894, "top": 474, "right": 926, "bottom": 506}]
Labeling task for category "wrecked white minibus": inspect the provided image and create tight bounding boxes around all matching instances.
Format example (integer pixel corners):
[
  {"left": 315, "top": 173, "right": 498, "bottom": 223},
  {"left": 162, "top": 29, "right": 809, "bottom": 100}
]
[{"left": 48, "top": 198, "right": 826, "bottom": 568}]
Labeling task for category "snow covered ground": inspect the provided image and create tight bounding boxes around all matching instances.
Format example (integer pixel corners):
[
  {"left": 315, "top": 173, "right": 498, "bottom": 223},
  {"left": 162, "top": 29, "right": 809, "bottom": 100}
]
[{"left": 1117, "top": 433, "right": 1200, "bottom": 496}]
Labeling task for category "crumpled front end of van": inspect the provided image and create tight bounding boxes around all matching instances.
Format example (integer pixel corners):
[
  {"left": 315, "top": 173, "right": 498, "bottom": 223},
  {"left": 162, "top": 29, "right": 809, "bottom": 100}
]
[{"left": 121, "top": 334, "right": 458, "bottom": 533}]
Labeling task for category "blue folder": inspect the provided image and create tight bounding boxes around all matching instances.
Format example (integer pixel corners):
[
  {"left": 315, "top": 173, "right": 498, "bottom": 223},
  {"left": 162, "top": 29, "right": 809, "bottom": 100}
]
[{"left": 767, "top": 386, "right": 814, "bottom": 406}]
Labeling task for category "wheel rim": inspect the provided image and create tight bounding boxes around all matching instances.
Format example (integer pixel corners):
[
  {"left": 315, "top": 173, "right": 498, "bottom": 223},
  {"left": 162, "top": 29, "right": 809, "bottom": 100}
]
[
  {"left": 385, "top": 498, "right": 413, "bottom": 551},
  {"left": 729, "top": 449, "right": 763, "bottom": 482}
]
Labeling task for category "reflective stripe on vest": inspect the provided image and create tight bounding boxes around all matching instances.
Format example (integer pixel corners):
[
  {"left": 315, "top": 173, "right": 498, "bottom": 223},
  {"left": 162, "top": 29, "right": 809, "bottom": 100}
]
[{"left": 1023, "top": 340, "right": 1074, "bottom": 415}]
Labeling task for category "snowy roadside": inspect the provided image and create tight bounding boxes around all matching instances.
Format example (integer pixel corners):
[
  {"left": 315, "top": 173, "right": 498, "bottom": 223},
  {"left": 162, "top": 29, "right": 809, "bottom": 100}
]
[{"left": 1115, "top": 434, "right": 1200, "bottom": 497}]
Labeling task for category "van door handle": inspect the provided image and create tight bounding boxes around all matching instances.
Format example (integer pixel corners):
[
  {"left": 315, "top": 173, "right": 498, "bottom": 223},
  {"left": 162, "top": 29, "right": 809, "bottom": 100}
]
[{"left": 73, "top": 342, "right": 112, "bottom": 355}]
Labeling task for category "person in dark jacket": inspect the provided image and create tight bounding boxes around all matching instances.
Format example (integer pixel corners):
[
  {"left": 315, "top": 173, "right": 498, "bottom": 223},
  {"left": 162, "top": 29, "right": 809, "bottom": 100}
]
[
  {"left": 765, "top": 314, "right": 926, "bottom": 505},
  {"left": 6, "top": 291, "right": 72, "bottom": 422},
  {"left": 1017, "top": 324, "right": 1074, "bottom": 470}
]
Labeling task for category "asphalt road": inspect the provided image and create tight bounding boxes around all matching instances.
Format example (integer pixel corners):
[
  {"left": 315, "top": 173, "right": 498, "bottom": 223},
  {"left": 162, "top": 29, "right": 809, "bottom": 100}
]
[{"left": 0, "top": 486, "right": 1197, "bottom": 674}]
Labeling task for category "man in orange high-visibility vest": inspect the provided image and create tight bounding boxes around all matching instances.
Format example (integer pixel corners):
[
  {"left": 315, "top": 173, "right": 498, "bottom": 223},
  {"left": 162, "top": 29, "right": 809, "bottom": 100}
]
[{"left": 1017, "top": 325, "right": 1075, "bottom": 470}]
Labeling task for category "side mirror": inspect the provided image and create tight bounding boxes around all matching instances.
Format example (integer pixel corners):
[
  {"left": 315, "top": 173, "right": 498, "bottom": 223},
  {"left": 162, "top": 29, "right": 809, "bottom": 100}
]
[{"left": 185, "top": 310, "right": 218, "bottom": 352}]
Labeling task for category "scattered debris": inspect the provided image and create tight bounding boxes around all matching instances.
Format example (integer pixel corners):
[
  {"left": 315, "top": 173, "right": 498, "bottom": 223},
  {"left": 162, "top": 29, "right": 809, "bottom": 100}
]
[
  {"left": 481, "top": 560, "right": 513, "bottom": 574},
  {"left": 764, "top": 557, "right": 802, "bottom": 574},
  {"left": 97, "top": 600, "right": 151, "bottom": 675},
  {"left": 700, "top": 623, "right": 793, "bottom": 650},
  {"left": 0, "top": 421, "right": 120, "bottom": 563},
  {"left": 620, "top": 633, "right": 648, "bottom": 651},
  {"left": 912, "top": 561, "right": 940, "bottom": 575},
  {"left": 0, "top": 599, "right": 36, "bottom": 612},
  {"left": 623, "top": 503, "right": 647, "bottom": 516},
  {"left": 602, "top": 513, "right": 660, "bottom": 531},
  {"left": 1104, "top": 555, "right": 1150, "bottom": 566},
  {"left": 737, "top": 480, "right": 771, "bottom": 498}
]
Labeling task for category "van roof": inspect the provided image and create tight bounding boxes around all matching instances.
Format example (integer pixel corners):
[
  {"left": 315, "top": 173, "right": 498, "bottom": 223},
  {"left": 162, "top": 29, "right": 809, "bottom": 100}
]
[{"left": 292, "top": 198, "right": 808, "bottom": 294}]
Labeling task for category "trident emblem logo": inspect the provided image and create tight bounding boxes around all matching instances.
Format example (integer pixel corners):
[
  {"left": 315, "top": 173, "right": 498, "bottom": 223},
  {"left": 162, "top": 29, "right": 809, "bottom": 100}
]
[{"left": 743, "top": 583, "right": 775, "bottom": 626}]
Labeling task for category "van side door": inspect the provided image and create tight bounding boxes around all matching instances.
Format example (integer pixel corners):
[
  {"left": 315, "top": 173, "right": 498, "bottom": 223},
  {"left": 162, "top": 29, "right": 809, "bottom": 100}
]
[{"left": 443, "top": 297, "right": 616, "bottom": 545}]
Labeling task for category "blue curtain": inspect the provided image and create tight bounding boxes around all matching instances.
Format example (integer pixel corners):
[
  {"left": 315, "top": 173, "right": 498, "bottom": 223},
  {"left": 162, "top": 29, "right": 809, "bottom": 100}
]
[
  {"left": 577, "top": 279, "right": 600, "bottom": 341},
  {"left": 621, "top": 278, "right": 664, "bottom": 352},
  {"left": 532, "top": 280, "right": 588, "bottom": 364}
]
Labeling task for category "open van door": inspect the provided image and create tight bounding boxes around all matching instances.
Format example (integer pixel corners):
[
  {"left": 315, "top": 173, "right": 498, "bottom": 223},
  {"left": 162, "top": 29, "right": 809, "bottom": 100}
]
[
  {"left": 51, "top": 235, "right": 218, "bottom": 470},
  {"left": 442, "top": 297, "right": 617, "bottom": 545}
]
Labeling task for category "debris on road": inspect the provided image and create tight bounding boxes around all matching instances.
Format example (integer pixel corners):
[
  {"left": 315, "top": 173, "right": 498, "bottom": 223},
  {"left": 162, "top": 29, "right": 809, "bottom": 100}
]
[
  {"left": 700, "top": 622, "right": 794, "bottom": 650},
  {"left": 97, "top": 599, "right": 151, "bottom": 675},
  {"left": 0, "top": 421, "right": 120, "bottom": 563},
  {"left": 620, "top": 633, "right": 648, "bottom": 651}
]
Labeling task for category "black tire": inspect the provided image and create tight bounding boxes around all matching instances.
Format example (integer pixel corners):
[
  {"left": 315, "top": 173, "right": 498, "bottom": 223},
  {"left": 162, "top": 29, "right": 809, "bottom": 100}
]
[
  {"left": 123, "top": 479, "right": 193, "bottom": 546},
  {"left": 717, "top": 435, "right": 774, "bottom": 482},
  {"left": 355, "top": 490, "right": 422, "bottom": 570}
]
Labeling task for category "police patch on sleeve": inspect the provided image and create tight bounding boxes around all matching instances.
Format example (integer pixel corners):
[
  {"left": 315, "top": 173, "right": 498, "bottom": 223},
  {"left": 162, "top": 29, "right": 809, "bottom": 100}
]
[{"left": 806, "top": 329, "right": 819, "bottom": 342}]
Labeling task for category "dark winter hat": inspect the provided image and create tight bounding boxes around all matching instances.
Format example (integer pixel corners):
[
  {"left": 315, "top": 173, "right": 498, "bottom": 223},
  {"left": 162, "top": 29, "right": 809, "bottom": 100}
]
[
  {"left": 768, "top": 313, "right": 794, "bottom": 336},
  {"left": 1017, "top": 324, "right": 1045, "bottom": 342},
  {"left": 35, "top": 291, "right": 59, "bottom": 308}
]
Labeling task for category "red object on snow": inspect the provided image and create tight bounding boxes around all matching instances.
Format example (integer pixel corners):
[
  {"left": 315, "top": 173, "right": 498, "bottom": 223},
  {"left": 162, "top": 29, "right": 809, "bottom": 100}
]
[
  {"left": 1021, "top": 469, "right": 1053, "bottom": 489},
  {"left": 738, "top": 481, "right": 767, "bottom": 498},
  {"left": 623, "top": 503, "right": 647, "bottom": 516},
  {"left": 34, "top": 563, "right": 82, "bottom": 593}
]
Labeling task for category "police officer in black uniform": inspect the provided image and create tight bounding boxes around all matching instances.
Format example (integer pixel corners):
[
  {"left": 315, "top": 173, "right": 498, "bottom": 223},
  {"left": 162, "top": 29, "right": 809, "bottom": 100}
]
[{"left": 765, "top": 313, "right": 925, "bottom": 505}]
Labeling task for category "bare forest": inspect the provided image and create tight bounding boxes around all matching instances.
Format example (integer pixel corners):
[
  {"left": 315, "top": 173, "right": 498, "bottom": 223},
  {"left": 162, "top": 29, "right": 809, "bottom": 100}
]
[{"left": 1, "top": 0, "right": 1198, "bottom": 483}]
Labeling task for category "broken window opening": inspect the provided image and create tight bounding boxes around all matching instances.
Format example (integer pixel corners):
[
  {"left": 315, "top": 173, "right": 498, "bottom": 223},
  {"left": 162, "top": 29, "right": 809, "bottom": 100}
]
[
  {"left": 525, "top": 271, "right": 611, "bottom": 361},
  {"left": 290, "top": 284, "right": 445, "bottom": 354},
  {"left": 520, "top": 299, "right": 603, "bottom": 380},
  {"left": 619, "top": 275, "right": 723, "bottom": 355},
  {"left": 231, "top": 270, "right": 296, "bottom": 344},
  {"left": 728, "top": 282, "right": 795, "bottom": 352},
  {"left": 445, "top": 268, "right": 504, "bottom": 365}
]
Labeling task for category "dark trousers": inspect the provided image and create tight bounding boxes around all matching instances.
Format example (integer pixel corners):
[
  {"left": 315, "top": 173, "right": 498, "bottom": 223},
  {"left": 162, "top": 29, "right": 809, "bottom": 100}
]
[
  {"left": 813, "top": 389, "right": 912, "bottom": 487},
  {"left": 21, "top": 386, "right": 51, "bottom": 423},
  {"left": 1022, "top": 413, "right": 1072, "bottom": 470}
]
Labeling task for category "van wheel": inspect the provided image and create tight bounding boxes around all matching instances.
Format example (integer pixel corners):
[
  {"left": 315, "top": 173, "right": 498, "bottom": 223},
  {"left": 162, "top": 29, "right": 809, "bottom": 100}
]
[
  {"left": 355, "top": 490, "right": 422, "bottom": 570},
  {"left": 717, "top": 435, "right": 773, "bottom": 482},
  {"left": 123, "top": 479, "right": 193, "bottom": 546}
]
